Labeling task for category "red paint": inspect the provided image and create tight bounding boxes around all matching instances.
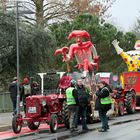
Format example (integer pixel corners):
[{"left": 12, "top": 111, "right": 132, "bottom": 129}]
[{"left": 0, "top": 124, "right": 64, "bottom": 139}]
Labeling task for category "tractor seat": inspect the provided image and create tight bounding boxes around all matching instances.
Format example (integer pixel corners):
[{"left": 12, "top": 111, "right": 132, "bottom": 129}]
[{"left": 58, "top": 76, "right": 72, "bottom": 89}]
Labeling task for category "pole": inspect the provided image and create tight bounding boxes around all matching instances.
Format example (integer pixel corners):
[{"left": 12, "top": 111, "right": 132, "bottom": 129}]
[{"left": 16, "top": 0, "right": 20, "bottom": 115}]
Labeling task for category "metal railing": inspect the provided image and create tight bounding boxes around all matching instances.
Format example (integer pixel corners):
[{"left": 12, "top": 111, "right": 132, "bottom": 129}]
[{"left": 0, "top": 92, "right": 12, "bottom": 112}]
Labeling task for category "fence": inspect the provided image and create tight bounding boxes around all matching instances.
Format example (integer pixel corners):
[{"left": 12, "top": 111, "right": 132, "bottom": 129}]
[{"left": 0, "top": 92, "right": 12, "bottom": 112}]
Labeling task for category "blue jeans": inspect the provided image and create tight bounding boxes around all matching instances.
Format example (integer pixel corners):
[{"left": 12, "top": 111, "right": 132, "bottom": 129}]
[
  {"left": 99, "top": 110, "right": 108, "bottom": 130},
  {"left": 11, "top": 98, "right": 17, "bottom": 114},
  {"left": 79, "top": 105, "right": 88, "bottom": 130}
]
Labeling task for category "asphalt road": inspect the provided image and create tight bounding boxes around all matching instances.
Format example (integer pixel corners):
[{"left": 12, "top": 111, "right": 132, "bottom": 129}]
[{"left": 8, "top": 112, "right": 140, "bottom": 140}]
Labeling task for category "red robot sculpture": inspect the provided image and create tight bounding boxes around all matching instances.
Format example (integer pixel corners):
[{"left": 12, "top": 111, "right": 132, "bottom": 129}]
[{"left": 54, "top": 30, "right": 99, "bottom": 77}]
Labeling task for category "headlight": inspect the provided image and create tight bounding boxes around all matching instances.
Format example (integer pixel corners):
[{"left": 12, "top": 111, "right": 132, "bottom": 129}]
[{"left": 41, "top": 99, "right": 46, "bottom": 106}]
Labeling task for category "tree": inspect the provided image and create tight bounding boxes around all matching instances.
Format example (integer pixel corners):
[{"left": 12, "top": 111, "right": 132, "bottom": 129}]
[
  {"left": 71, "top": 0, "right": 116, "bottom": 18},
  {"left": 132, "top": 17, "right": 140, "bottom": 37},
  {"left": 0, "top": 11, "right": 57, "bottom": 90},
  {"left": 10, "top": 0, "right": 116, "bottom": 28}
]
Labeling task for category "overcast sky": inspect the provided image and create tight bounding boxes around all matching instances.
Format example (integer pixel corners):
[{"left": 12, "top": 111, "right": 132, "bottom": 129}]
[{"left": 107, "top": 0, "right": 140, "bottom": 32}]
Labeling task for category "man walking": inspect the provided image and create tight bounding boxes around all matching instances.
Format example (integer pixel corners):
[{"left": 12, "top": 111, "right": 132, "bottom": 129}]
[
  {"left": 9, "top": 77, "right": 18, "bottom": 115},
  {"left": 66, "top": 79, "right": 79, "bottom": 133}
]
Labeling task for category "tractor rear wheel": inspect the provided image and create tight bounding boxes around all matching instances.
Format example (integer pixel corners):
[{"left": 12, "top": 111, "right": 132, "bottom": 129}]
[
  {"left": 27, "top": 121, "right": 40, "bottom": 130},
  {"left": 50, "top": 114, "right": 58, "bottom": 133},
  {"left": 62, "top": 101, "right": 70, "bottom": 129},
  {"left": 118, "top": 102, "right": 124, "bottom": 116},
  {"left": 12, "top": 115, "right": 22, "bottom": 134},
  {"left": 125, "top": 91, "right": 136, "bottom": 114}
]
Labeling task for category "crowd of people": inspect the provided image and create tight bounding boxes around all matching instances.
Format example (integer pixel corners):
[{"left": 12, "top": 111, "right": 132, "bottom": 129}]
[
  {"left": 66, "top": 78, "right": 112, "bottom": 134},
  {"left": 8, "top": 77, "right": 40, "bottom": 115}
]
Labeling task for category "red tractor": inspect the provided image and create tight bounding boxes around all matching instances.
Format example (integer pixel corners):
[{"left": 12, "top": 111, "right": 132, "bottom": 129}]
[{"left": 12, "top": 72, "right": 72, "bottom": 134}]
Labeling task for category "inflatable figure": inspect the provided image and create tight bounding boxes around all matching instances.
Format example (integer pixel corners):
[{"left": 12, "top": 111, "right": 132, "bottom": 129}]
[
  {"left": 112, "top": 40, "right": 140, "bottom": 72},
  {"left": 54, "top": 30, "right": 99, "bottom": 77}
]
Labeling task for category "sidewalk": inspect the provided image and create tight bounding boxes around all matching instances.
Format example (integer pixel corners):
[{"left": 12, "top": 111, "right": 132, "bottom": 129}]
[{"left": 0, "top": 112, "right": 14, "bottom": 132}]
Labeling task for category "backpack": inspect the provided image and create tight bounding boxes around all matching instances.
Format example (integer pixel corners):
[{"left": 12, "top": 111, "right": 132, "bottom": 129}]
[{"left": 23, "top": 84, "right": 31, "bottom": 95}]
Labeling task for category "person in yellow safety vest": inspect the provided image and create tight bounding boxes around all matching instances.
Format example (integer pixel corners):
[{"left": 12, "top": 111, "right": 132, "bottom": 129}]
[
  {"left": 95, "top": 81, "right": 112, "bottom": 132},
  {"left": 66, "top": 79, "right": 79, "bottom": 133},
  {"left": 112, "top": 39, "right": 140, "bottom": 72}
]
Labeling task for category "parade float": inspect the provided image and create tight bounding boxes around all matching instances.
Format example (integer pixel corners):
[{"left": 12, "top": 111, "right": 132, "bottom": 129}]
[{"left": 111, "top": 39, "right": 140, "bottom": 113}]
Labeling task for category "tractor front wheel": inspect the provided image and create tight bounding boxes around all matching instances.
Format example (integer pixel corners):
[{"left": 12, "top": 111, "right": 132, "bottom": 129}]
[
  {"left": 125, "top": 91, "right": 136, "bottom": 114},
  {"left": 12, "top": 115, "right": 22, "bottom": 134},
  {"left": 118, "top": 102, "right": 124, "bottom": 116},
  {"left": 50, "top": 114, "right": 58, "bottom": 133}
]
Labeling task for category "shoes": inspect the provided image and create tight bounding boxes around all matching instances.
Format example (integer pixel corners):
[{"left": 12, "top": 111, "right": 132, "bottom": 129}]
[
  {"left": 70, "top": 128, "right": 78, "bottom": 133},
  {"left": 82, "top": 127, "right": 89, "bottom": 132},
  {"left": 107, "top": 126, "right": 110, "bottom": 129},
  {"left": 74, "top": 128, "right": 79, "bottom": 131},
  {"left": 98, "top": 128, "right": 107, "bottom": 132}
]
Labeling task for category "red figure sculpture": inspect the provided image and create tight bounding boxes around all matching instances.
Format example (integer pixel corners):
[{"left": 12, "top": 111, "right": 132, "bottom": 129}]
[{"left": 54, "top": 30, "right": 99, "bottom": 77}]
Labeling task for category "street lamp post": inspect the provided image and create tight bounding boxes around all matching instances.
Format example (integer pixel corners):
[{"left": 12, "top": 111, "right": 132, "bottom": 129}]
[
  {"left": 16, "top": 0, "right": 20, "bottom": 115},
  {"left": 15, "top": 0, "right": 35, "bottom": 115}
]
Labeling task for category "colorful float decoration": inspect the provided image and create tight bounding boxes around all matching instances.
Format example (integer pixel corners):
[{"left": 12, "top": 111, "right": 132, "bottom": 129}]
[
  {"left": 54, "top": 30, "right": 99, "bottom": 77},
  {"left": 112, "top": 40, "right": 140, "bottom": 72}
]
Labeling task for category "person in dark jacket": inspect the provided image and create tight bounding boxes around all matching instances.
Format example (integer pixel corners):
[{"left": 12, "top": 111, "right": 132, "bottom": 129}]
[
  {"left": 31, "top": 81, "right": 40, "bottom": 95},
  {"left": 9, "top": 77, "right": 18, "bottom": 115},
  {"left": 77, "top": 78, "right": 90, "bottom": 132},
  {"left": 66, "top": 79, "right": 79, "bottom": 133},
  {"left": 95, "top": 81, "right": 112, "bottom": 132}
]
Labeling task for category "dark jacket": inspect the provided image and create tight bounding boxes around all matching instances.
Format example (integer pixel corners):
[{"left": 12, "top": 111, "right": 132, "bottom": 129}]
[
  {"left": 77, "top": 85, "right": 90, "bottom": 106},
  {"left": 95, "top": 86, "right": 111, "bottom": 111},
  {"left": 72, "top": 88, "right": 79, "bottom": 106},
  {"left": 9, "top": 81, "right": 17, "bottom": 100}
]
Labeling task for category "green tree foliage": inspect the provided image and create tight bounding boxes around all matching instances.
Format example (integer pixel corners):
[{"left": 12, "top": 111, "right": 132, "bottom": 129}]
[
  {"left": 0, "top": 12, "right": 57, "bottom": 90},
  {"left": 132, "top": 17, "right": 140, "bottom": 37}
]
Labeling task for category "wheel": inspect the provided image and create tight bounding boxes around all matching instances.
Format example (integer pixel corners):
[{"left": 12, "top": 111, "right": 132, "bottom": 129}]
[
  {"left": 50, "top": 114, "right": 58, "bottom": 133},
  {"left": 118, "top": 102, "right": 124, "bottom": 116},
  {"left": 125, "top": 91, "right": 136, "bottom": 114},
  {"left": 27, "top": 121, "right": 40, "bottom": 130},
  {"left": 12, "top": 115, "right": 22, "bottom": 134},
  {"left": 62, "top": 101, "right": 70, "bottom": 129}
]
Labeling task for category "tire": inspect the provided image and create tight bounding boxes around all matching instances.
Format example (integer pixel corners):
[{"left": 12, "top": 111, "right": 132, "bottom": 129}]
[
  {"left": 125, "top": 91, "right": 136, "bottom": 114},
  {"left": 62, "top": 101, "right": 70, "bottom": 129},
  {"left": 118, "top": 102, "right": 124, "bottom": 116},
  {"left": 27, "top": 121, "right": 40, "bottom": 130},
  {"left": 12, "top": 115, "right": 22, "bottom": 134},
  {"left": 50, "top": 114, "right": 58, "bottom": 133}
]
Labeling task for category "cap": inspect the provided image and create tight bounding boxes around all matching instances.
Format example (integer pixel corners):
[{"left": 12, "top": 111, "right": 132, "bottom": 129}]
[
  {"left": 23, "top": 78, "right": 29, "bottom": 84},
  {"left": 70, "top": 79, "right": 77, "bottom": 87},
  {"left": 13, "top": 77, "right": 17, "bottom": 81}
]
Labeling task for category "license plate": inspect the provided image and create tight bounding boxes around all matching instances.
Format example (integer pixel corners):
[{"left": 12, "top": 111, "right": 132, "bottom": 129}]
[{"left": 28, "top": 107, "right": 37, "bottom": 113}]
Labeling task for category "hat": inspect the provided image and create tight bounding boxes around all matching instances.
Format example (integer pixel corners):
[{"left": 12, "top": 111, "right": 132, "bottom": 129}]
[
  {"left": 67, "top": 30, "right": 90, "bottom": 40},
  {"left": 23, "top": 78, "right": 29, "bottom": 84},
  {"left": 13, "top": 77, "right": 17, "bottom": 81},
  {"left": 70, "top": 79, "right": 77, "bottom": 87}
]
